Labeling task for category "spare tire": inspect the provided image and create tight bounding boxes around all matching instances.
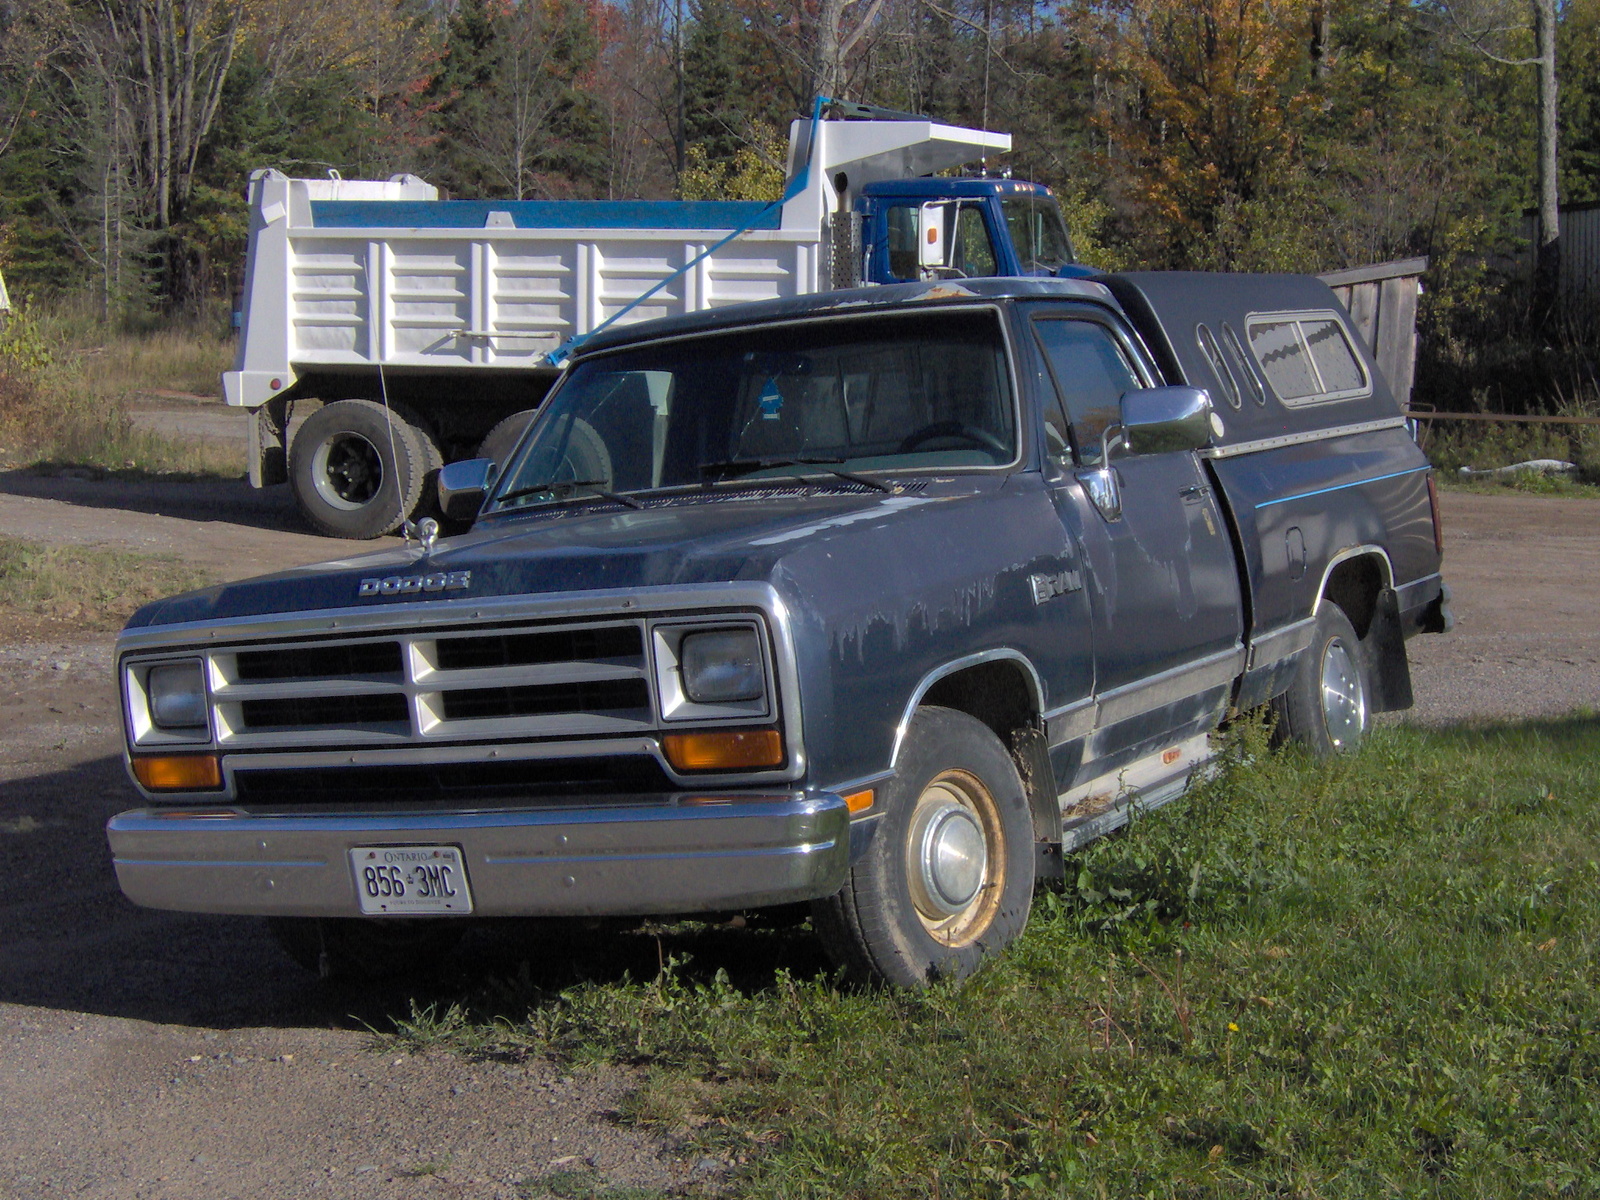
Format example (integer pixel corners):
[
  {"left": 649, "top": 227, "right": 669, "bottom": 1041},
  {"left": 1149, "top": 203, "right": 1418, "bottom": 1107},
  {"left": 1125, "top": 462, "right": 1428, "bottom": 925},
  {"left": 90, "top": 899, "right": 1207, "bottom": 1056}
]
[{"left": 289, "top": 399, "right": 424, "bottom": 539}]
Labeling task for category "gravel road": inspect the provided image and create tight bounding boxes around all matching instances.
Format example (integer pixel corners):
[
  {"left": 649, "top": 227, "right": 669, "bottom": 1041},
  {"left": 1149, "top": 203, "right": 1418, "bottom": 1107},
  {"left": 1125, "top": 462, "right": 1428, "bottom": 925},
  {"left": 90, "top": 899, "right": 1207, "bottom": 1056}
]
[{"left": 0, "top": 471, "right": 1595, "bottom": 1199}]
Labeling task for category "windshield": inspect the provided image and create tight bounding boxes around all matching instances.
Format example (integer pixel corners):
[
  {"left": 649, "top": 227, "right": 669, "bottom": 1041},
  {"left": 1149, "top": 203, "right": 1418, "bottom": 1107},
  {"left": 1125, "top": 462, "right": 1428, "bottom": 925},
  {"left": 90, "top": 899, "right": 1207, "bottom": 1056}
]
[
  {"left": 1002, "top": 195, "right": 1075, "bottom": 273},
  {"left": 490, "top": 309, "right": 1016, "bottom": 510}
]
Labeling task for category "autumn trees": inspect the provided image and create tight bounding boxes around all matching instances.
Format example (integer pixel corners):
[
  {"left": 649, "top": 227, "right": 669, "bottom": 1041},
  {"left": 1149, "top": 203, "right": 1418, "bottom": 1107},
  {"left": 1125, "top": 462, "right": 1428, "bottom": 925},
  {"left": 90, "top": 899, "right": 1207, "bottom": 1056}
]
[{"left": 0, "top": 0, "right": 1592, "bottom": 332}]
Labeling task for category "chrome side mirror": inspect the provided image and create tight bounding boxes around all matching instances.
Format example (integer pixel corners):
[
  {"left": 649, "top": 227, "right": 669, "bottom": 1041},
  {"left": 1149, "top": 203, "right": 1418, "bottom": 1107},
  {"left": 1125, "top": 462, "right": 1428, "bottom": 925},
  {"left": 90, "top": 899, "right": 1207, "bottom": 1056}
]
[
  {"left": 437, "top": 458, "right": 497, "bottom": 522},
  {"left": 1120, "top": 386, "right": 1214, "bottom": 455}
]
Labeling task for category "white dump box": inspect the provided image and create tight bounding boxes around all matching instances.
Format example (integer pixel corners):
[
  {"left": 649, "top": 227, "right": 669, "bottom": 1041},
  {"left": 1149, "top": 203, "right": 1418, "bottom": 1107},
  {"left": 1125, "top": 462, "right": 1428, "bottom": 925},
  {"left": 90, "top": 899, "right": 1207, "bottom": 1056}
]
[
  {"left": 222, "top": 115, "right": 1011, "bottom": 537},
  {"left": 224, "top": 117, "right": 1011, "bottom": 411}
]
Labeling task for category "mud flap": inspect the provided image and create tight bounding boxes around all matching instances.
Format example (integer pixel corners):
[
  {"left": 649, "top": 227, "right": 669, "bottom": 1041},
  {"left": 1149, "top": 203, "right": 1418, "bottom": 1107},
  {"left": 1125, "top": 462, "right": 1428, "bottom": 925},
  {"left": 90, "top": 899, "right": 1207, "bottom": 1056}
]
[
  {"left": 250, "top": 397, "right": 290, "bottom": 487},
  {"left": 1366, "top": 587, "right": 1414, "bottom": 712},
  {"left": 1012, "top": 722, "right": 1064, "bottom": 884}
]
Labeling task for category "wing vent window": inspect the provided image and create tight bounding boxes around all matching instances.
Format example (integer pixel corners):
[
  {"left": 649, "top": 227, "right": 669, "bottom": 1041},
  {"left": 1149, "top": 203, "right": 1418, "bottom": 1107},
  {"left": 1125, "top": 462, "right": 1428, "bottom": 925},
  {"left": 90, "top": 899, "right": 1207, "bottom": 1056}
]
[
  {"left": 1245, "top": 311, "right": 1370, "bottom": 406},
  {"left": 1220, "top": 322, "right": 1266, "bottom": 406},
  {"left": 1196, "top": 323, "right": 1241, "bottom": 409}
]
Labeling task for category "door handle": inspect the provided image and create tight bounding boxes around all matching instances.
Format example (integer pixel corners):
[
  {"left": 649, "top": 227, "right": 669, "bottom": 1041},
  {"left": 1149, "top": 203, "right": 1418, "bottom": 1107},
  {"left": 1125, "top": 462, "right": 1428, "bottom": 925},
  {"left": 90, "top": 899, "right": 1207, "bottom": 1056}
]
[{"left": 1179, "top": 484, "right": 1211, "bottom": 502}]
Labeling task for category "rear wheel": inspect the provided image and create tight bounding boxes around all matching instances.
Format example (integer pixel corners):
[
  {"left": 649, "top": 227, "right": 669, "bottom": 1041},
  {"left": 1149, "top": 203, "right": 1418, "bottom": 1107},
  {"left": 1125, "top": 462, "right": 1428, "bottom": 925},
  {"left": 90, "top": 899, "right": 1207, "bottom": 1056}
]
[
  {"left": 289, "top": 399, "right": 424, "bottom": 539},
  {"left": 266, "top": 917, "right": 464, "bottom": 981},
  {"left": 812, "top": 706, "right": 1034, "bottom": 987},
  {"left": 1271, "top": 601, "right": 1370, "bottom": 755},
  {"left": 476, "top": 408, "right": 538, "bottom": 470},
  {"left": 391, "top": 401, "right": 443, "bottom": 522}
]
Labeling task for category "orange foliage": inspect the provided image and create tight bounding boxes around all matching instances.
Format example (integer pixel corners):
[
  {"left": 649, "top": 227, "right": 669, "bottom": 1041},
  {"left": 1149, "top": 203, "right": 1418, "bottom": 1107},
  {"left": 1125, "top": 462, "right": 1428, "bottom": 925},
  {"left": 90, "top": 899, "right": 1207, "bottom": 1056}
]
[{"left": 1096, "top": 0, "right": 1315, "bottom": 244}]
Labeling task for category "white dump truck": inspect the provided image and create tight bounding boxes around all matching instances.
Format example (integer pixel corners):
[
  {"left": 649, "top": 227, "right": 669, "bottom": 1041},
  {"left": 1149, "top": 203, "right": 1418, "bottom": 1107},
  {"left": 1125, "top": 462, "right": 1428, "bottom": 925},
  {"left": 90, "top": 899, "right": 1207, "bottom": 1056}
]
[{"left": 224, "top": 105, "right": 1099, "bottom": 538}]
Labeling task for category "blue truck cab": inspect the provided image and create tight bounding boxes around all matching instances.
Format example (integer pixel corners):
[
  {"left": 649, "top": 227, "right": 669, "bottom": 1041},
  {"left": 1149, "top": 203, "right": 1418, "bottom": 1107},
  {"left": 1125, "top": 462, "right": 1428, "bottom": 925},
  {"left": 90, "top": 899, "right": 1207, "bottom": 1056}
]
[
  {"left": 109, "top": 273, "right": 1450, "bottom": 987},
  {"left": 857, "top": 177, "right": 1082, "bottom": 283}
]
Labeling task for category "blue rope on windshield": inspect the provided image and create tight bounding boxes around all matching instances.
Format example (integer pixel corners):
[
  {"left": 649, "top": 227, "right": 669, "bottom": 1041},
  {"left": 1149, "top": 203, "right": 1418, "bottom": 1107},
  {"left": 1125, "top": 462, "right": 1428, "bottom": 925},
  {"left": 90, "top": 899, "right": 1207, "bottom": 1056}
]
[{"left": 540, "top": 95, "right": 832, "bottom": 368}]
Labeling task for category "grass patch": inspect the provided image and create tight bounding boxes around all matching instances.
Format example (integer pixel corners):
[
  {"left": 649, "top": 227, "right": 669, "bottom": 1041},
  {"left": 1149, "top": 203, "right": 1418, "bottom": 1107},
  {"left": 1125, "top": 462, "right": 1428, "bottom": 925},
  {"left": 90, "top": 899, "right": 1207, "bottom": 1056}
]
[
  {"left": 1439, "top": 472, "right": 1600, "bottom": 500},
  {"left": 0, "top": 301, "right": 242, "bottom": 478},
  {"left": 1422, "top": 415, "right": 1600, "bottom": 490},
  {"left": 0, "top": 535, "right": 214, "bottom": 629},
  {"left": 391, "top": 718, "right": 1600, "bottom": 1198}
]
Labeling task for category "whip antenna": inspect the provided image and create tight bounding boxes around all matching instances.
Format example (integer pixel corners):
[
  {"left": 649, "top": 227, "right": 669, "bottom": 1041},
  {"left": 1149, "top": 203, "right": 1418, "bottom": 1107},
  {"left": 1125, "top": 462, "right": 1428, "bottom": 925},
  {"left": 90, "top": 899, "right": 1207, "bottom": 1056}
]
[{"left": 376, "top": 361, "right": 413, "bottom": 546}]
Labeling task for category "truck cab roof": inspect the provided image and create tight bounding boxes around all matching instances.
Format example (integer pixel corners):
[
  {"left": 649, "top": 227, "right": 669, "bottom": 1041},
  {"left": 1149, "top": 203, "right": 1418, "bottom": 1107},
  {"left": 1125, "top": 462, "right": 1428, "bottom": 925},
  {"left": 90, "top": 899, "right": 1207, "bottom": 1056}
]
[{"left": 574, "top": 276, "right": 1119, "bottom": 358}]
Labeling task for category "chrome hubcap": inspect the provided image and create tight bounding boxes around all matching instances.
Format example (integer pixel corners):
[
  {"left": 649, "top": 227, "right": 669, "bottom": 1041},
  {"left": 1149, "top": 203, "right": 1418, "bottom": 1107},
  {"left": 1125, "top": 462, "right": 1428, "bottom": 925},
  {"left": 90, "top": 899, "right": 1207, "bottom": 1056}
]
[
  {"left": 1319, "top": 637, "right": 1367, "bottom": 749},
  {"left": 909, "top": 793, "right": 987, "bottom": 919}
]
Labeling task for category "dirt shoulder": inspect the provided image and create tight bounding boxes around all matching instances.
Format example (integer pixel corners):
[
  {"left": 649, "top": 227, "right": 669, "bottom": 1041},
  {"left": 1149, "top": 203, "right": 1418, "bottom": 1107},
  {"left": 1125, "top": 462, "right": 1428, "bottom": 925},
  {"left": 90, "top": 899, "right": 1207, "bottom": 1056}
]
[
  {"left": 0, "top": 475, "right": 686, "bottom": 1199},
  {"left": 0, "top": 476, "right": 1595, "bottom": 1199},
  {"left": 1403, "top": 488, "right": 1600, "bottom": 724}
]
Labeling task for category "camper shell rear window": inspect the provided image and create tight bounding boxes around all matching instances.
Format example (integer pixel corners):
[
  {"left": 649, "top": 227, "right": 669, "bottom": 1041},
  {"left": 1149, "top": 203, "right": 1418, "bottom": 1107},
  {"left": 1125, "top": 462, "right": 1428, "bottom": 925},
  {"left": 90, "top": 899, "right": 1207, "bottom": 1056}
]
[{"left": 1245, "top": 310, "right": 1369, "bottom": 407}]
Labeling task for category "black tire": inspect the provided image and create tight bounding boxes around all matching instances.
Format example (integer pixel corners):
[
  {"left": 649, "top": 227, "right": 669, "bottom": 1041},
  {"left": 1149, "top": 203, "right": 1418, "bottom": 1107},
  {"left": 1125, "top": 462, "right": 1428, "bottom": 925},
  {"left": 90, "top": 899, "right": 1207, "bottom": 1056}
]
[
  {"left": 389, "top": 401, "right": 444, "bottom": 522},
  {"left": 1270, "top": 601, "right": 1370, "bottom": 756},
  {"left": 476, "top": 408, "right": 539, "bottom": 470},
  {"left": 265, "top": 917, "right": 464, "bottom": 982},
  {"left": 289, "top": 399, "right": 425, "bottom": 539},
  {"left": 811, "top": 706, "right": 1034, "bottom": 988}
]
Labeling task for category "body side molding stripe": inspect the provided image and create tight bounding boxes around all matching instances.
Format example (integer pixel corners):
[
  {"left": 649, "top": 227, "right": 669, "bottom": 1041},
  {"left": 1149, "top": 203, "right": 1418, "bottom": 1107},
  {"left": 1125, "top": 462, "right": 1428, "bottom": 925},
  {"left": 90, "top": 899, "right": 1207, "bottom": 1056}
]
[
  {"left": 1200, "top": 416, "right": 1408, "bottom": 460},
  {"left": 1256, "top": 465, "right": 1430, "bottom": 510},
  {"left": 1043, "top": 645, "right": 1246, "bottom": 749}
]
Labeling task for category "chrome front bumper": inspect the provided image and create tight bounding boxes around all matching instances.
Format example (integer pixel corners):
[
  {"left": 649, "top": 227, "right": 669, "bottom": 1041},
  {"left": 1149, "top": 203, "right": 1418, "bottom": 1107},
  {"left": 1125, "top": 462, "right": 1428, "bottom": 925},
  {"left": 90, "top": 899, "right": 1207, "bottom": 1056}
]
[{"left": 107, "top": 793, "right": 851, "bottom": 918}]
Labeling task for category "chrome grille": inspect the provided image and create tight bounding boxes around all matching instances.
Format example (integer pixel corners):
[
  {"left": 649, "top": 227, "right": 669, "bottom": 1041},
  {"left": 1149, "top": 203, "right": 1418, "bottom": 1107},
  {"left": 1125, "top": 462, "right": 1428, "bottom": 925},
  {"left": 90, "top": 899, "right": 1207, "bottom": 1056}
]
[{"left": 206, "top": 618, "right": 654, "bottom": 747}]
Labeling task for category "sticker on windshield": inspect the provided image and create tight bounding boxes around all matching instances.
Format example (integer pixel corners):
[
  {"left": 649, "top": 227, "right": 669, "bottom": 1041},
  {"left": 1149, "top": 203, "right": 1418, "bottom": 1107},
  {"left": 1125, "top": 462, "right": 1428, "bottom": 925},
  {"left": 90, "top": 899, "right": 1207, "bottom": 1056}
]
[{"left": 758, "top": 378, "right": 784, "bottom": 420}]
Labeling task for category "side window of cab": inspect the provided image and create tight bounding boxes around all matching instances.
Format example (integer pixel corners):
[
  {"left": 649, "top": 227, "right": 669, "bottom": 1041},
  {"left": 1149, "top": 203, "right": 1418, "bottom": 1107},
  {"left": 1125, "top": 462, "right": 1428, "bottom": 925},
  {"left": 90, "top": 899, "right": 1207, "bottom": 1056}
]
[
  {"left": 885, "top": 202, "right": 999, "bottom": 282},
  {"left": 1030, "top": 317, "right": 1145, "bottom": 465}
]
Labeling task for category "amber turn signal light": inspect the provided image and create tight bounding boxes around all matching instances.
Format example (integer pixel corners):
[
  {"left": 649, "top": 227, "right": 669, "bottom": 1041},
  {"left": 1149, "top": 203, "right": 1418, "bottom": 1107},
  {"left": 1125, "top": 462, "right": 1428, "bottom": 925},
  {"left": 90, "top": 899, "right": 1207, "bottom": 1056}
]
[
  {"left": 662, "top": 729, "right": 784, "bottom": 772},
  {"left": 843, "top": 788, "right": 875, "bottom": 814},
  {"left": 132, "top": 754, "right": 223, "bottom": 791}
]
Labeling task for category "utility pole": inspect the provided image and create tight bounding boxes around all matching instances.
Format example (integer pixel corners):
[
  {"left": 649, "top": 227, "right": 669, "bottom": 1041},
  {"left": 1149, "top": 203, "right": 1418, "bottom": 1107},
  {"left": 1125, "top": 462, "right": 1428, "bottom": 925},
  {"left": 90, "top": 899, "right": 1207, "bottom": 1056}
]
[{"left": 1532, "top": 0, "right": 1560, "bottom": 318}]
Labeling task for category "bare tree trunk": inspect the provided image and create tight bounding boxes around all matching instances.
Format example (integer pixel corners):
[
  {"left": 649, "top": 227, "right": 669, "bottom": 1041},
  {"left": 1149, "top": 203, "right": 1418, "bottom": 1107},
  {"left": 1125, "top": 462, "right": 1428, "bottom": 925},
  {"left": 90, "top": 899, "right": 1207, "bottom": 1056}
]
[
  {"left": 807, "top": 0, "right": 883, "bottom": 101},
  {"left": 1532, "top": 0, "right": 1560, "bottom": 318},
  {"left": 1310, "top": 3, "right": 1331, "bottom": 80},
  {"left": 813, "top": 0, "right": 843, "bottom": 99}
]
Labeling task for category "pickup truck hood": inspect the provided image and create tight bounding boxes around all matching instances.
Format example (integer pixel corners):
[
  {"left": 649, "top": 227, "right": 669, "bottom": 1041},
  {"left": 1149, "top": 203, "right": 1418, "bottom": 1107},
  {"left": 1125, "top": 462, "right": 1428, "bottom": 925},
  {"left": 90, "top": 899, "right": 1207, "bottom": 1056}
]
[{"left": 123, "top": 481, "right": 993, "bottom": 630}]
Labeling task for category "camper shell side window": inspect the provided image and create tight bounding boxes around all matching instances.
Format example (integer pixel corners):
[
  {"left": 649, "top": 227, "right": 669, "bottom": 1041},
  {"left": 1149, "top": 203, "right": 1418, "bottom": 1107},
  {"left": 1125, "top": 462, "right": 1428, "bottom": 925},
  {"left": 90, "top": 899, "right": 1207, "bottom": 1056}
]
[{"left": 1245, "top": 310, "right": 1371, "bottom": 407}]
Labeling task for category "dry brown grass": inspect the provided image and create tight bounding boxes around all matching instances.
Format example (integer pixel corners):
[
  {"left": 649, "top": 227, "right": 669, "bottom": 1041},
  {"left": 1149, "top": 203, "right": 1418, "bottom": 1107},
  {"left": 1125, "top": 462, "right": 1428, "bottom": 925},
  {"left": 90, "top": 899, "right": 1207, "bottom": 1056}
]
[{"left": 0, "top": 303, "right": 242, "bottom": 478}]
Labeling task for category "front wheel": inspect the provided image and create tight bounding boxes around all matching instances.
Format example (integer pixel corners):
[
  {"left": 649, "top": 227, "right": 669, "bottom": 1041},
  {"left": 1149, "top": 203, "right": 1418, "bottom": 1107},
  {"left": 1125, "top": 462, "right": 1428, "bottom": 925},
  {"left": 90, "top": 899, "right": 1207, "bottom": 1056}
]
[
  {"left": 812, "top": 706, "right": 1034, "bottom": 987},
  {"left": 1271, "top": 601, "right": 1370, "bottom": 755}
]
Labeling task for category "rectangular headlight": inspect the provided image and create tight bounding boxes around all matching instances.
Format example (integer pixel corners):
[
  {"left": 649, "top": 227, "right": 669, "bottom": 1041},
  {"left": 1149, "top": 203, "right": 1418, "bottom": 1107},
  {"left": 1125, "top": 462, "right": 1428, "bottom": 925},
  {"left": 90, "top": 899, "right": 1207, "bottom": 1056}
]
[
  {"left": 680, "top": 629, "right": 764, "bottom": 704},
  {"left": 147, "top": 661, "right": 208, "bottom": 731}
]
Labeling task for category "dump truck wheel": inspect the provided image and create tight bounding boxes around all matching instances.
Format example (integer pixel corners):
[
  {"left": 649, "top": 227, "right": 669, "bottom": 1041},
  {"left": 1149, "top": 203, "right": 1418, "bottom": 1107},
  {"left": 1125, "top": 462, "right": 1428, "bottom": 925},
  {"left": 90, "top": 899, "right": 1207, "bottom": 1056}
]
[
  {"left": 476, "top": 409, "right": 538, "bottom": 471},
  {"left": 389, "top": 401, "right": 444, "bottom": 522},
  {"left": 289, "top": 399, "right": 424, "bottom": 538}
]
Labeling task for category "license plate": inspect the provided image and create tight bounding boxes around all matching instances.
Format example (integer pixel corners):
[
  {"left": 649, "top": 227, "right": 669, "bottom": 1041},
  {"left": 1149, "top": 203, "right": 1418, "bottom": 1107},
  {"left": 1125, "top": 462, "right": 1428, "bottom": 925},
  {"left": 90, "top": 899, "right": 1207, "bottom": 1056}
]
[{"left": 348, "top": 845, "right": 473, "bottom": 915}]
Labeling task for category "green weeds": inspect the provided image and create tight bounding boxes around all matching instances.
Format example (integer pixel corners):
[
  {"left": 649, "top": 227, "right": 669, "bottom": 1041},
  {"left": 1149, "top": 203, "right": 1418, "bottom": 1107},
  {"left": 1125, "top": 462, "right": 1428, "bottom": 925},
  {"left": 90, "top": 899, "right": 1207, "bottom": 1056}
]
[
  {"left": 394, "top": 719, "right": 1600, "bottom": 1197},
  {"left": 0, "top": 535, "right": 213, "bottom": 628},
  {"left": 1421, "top": 412, "right": 1600, "bottom": 490}
]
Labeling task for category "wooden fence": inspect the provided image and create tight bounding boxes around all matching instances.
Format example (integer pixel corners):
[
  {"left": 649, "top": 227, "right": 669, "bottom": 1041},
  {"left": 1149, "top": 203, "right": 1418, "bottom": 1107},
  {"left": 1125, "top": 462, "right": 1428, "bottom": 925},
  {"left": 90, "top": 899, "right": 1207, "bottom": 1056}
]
[{"left": 1319, "top": 257, "right": 1428, "bottom": 407}]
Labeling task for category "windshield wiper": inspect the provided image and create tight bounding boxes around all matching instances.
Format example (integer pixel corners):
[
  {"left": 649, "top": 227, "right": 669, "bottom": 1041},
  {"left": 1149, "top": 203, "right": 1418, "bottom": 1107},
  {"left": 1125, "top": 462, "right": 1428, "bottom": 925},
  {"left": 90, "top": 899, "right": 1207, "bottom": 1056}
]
[
  {"left": 699, "top": 457, "right": 892, "bottom": 494},
  {"left": 496, "top": 478, "right": 642, "bottom": 509}
]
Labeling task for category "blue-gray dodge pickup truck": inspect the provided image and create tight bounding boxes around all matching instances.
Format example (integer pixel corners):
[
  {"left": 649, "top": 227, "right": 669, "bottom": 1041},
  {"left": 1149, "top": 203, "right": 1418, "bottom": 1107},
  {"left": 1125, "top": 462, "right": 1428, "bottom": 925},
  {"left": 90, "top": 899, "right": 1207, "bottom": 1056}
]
[{"left": 108, "top": 274, "right": 1451, "bottom": 986}]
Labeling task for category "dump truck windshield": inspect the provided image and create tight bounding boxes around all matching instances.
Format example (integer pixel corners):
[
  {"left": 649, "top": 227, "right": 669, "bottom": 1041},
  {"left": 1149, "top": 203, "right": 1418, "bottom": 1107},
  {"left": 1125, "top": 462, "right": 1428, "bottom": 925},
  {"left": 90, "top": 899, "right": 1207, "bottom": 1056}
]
[{"left": 1002, "top": 195, "right": 1075, "bottom": 273}]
